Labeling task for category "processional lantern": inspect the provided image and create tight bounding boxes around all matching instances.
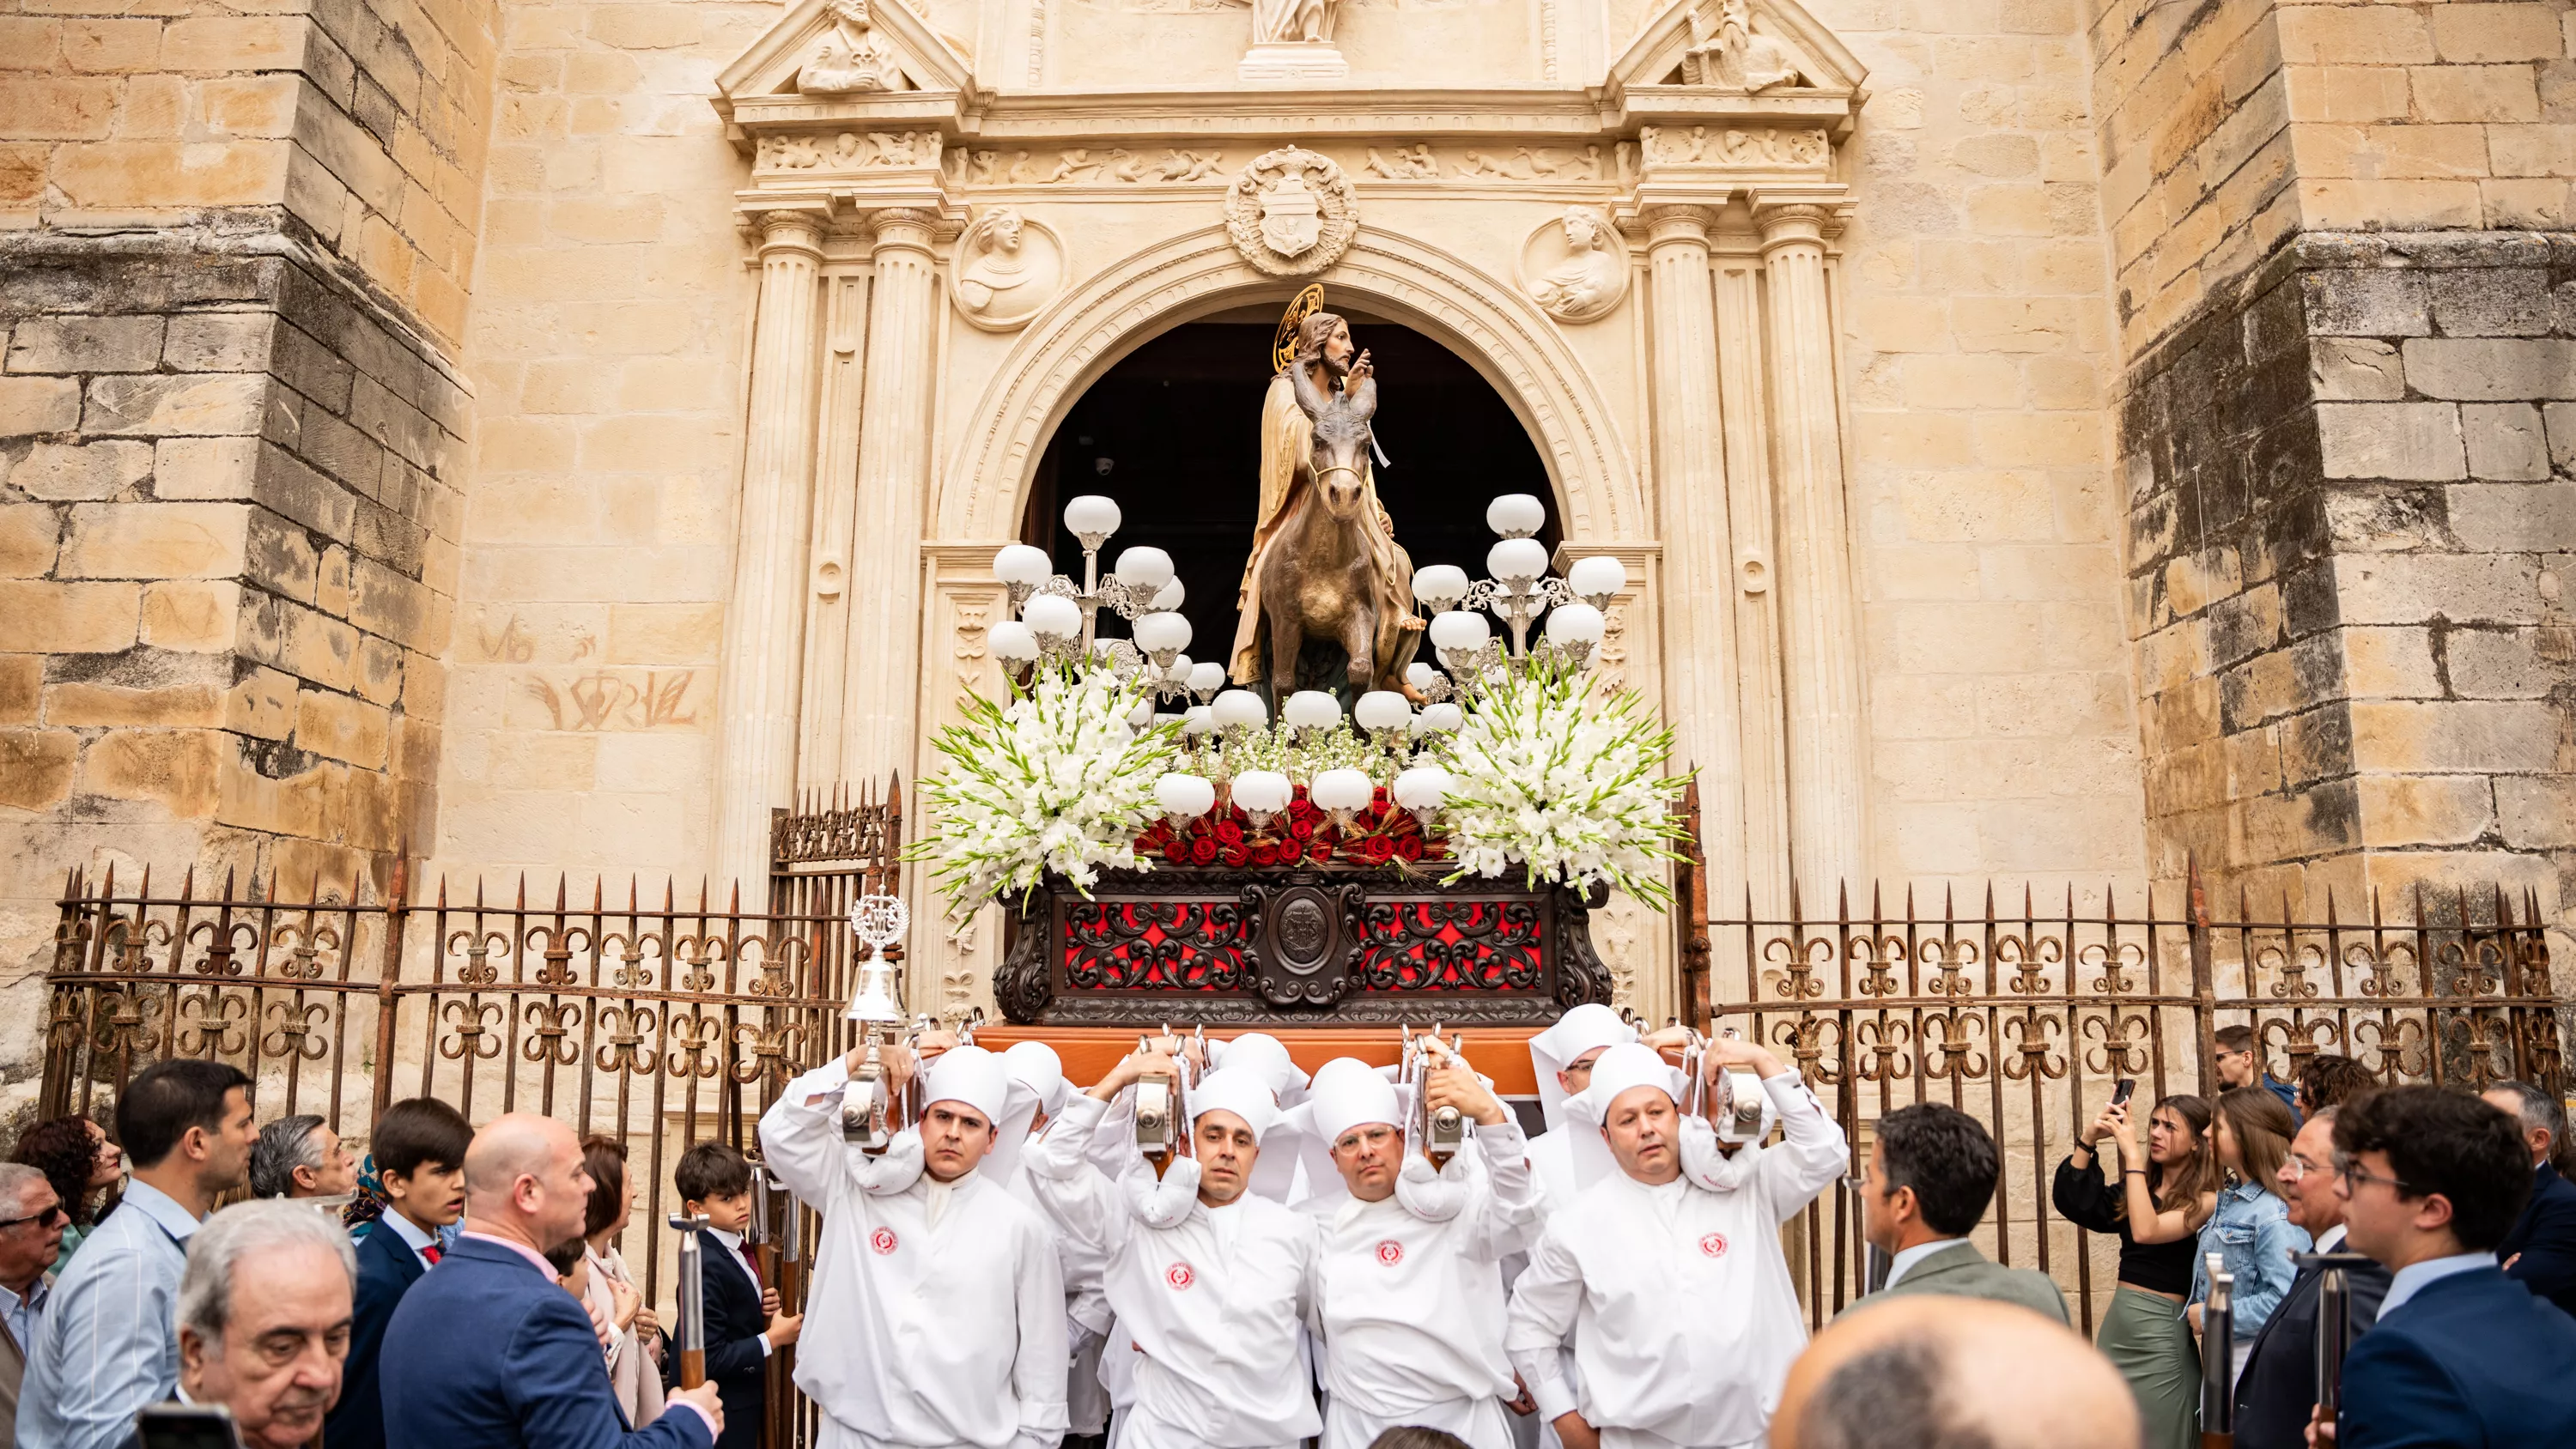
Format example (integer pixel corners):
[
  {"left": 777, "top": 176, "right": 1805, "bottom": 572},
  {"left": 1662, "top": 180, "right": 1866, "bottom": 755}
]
[{"left": 840, "top": 893, "right": 912, "bottom": 1151}]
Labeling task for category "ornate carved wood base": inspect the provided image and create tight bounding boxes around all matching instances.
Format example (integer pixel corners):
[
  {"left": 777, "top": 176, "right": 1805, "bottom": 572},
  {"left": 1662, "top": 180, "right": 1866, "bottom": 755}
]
[{"left": 993, "top": 867, "right": 1612, "bottom": 1026}]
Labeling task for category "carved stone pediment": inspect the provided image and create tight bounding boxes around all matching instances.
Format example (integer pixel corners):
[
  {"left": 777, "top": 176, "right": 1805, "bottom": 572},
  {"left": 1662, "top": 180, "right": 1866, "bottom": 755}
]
[
  {"left": 712, "top": 0, "right": 974, "bottom": 118},
  {"left": 1607, "top": 0, "right": 1867, "bottom": 116}
]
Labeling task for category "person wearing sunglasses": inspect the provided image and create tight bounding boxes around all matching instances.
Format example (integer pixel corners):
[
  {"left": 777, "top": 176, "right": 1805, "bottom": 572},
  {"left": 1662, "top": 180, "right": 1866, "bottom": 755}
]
[{"left": 0, "top": 1161, "right": 69, "bottom": 1445}]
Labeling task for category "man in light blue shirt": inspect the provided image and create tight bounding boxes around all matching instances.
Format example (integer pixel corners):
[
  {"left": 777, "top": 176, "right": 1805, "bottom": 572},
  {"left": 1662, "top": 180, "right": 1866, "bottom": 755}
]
[
  {"left": 0, "top": 1161, "right": 67, "bottom": 1444},
  {"left": 18, "top": 1059, "right": 255, "bottom": 1449}
]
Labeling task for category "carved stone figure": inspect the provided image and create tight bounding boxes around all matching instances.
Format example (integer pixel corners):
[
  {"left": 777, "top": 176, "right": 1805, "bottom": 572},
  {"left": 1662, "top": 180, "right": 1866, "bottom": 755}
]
[
  {"left": 1252, "top": 0, "right": 1338, "bottom": 44},
  {"left": 801, "top": 0, "right": 901, "bottom": 94},
  {"left": 1231, "top": 309, "right": 1420, "bottom": 698},
  {"left": 1364, "top": 144, "right": 1438, "bottom": 180},
  {"left": 1684, "top": 0, "right": 1807, "bottom": 92},
  {"left": 1524, "top": 207, "right": 1628, "bottom": 324},
  {"left": 1224, "top": 148, "right": 1358, "bottom": 276},
  {"left": 950, "top": 208, "right": 1064, "bottom": 330}
]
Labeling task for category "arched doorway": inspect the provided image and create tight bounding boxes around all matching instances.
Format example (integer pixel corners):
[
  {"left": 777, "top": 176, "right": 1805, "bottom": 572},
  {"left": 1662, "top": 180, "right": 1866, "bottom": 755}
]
[{"left": 1016, "top": 311, "right": 1560, "bottom": 682}]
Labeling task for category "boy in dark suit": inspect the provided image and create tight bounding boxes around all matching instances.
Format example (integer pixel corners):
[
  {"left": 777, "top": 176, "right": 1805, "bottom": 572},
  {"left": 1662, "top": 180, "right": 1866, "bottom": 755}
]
[
  {"left": 331, "top": 1098, "right": 472, "bottom": 1449},
  {"left": 2319, "top": 1085, "right": 2576, "bottom": 1448},
  {"left": 666, "top": 1143, "right": 799, "bottom": 1449}
]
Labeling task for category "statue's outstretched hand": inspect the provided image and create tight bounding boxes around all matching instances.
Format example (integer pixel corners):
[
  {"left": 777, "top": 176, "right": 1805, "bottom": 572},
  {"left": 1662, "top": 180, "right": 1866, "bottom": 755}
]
[{"left": 1349, "top": 349, "right": 1373, "bottom": 381}]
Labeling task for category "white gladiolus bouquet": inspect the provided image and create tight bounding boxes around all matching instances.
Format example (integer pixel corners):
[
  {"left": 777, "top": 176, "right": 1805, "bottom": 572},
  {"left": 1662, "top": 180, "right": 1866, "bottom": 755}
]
[
  {"left": 911, "top": 664, "right": 1179, "bottom": 916},
  {"left": 1431, "top": 660, "right": 1691, "bottom": 910}
]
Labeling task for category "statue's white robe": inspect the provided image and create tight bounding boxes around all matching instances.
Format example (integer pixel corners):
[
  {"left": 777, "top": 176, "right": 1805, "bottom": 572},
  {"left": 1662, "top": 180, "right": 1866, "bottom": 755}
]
[
  {"left": 1308, "top": 1122, "right": 1540, "bottom": 1449},
  {"left": 1024, "top": 1094, "right": 1321, "bottom": 1449},
  {"left": 1504, "top": 1076, "right": 1846, "bottom": 1449},
  {"left": 761, "top": 1059, "right": 1070, "bottom": 1449}
]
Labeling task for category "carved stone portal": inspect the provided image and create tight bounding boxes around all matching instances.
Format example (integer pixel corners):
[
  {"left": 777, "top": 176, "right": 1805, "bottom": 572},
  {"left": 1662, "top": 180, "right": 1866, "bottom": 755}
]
[{"left": 1224, "top": 147, "right": 1358, "bottom": 277}]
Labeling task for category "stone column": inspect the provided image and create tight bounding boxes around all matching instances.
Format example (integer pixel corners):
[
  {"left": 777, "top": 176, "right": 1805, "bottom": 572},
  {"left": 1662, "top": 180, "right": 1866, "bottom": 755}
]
[
  {"left": 796, "top": 269, "right": 871, "bottom": 790},
  {"left": 1712, "top": 247, "right": 1792, "bottom": 917},
  {"left": 714, "top": 210, "right": 826, "bottom": 894},
  {"left": 840, "top": 210, "right": 945, "bottom": 789},
  {"left": 1643, "top": 204, "right": 1747, "bottom": 899},
  {"left": 1757, "top": 198, "right": 1868, "bottom": 894}
]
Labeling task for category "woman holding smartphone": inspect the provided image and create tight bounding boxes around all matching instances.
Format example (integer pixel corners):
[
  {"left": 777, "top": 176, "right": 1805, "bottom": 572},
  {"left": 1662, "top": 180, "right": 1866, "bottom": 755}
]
[{"left": 2052, "top": 1088, "right": 2219, "bottom": 1449}]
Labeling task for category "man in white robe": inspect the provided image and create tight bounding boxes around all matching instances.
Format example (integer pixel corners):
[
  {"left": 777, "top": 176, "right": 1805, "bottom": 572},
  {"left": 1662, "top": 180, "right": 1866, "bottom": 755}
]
[
  {"left": 761, "top": 1043, "right": 1069, "bottom": 1449},
  {"left": 1024, "top": 1055, "right": 1319, "bottom": 1449},
  {"left": 997, "top": 1041, "right": 1115, "bottom": 1445},
  {"left": 1298, "top": 1051, "right": 1539, "bottom": 1449},
  {"left": 1523, "top": 1005, "right": 1639, "bottom": 1212},
  {"left": 1504, "top": 1040, "right": 1846, "bottom": 1449}
]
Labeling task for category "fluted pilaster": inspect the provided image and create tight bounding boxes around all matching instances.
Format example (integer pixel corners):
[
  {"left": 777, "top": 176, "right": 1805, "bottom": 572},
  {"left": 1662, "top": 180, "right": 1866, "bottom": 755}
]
[
  {"left": 1712, "top": 251, "right": 1791, "bottom": 917},
  {"left": 1758, "top": 198, "right": 1868, "bottom": 895},
  {"left": 1643, "top": 204, "right": 1747, "bottom": 899},
  {"left": 715, "top": 211, "right": 828, "bottom": 894},
  {"left": 839, "top": 209, "right": 945, "bottom": 784}
]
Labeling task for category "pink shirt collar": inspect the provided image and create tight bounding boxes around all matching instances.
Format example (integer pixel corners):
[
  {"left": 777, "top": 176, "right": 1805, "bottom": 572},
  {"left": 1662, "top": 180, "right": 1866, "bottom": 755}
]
[{"left": 459, "top": 1228, "right": 559, "bottom": 1276}]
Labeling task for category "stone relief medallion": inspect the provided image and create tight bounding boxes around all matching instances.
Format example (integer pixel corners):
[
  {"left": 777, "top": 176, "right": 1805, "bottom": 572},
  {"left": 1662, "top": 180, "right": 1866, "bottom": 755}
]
[
  {"left": 1520, "top": 206, "right": 1629, "bottom": 324},
  {"left": 948, "top": 207, "right": 1066, "bottom": 331},
  {"left": 1225, "top": 147, "right": 1358, "bottom": 277}
]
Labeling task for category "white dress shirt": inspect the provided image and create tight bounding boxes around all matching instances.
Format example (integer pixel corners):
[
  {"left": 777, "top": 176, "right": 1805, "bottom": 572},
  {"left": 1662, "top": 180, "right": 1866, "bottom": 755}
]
[{"left": 380, "top": 1207, "right": 442, "bottom": 1273}]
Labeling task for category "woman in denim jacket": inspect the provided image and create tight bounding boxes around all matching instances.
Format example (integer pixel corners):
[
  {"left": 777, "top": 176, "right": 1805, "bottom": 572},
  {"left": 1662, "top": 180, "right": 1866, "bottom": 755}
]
[{"left": 2187, "top": 1086, "right": 2310, "bottom": 1382}]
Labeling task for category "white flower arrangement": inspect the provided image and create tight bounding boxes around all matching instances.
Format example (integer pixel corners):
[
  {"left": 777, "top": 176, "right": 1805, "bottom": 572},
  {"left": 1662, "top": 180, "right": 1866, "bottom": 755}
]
[
  {"left": 1431, "top": 660, "right": 1692, "bottom": 910},
  {"left": 909, "top": 664, "right": 1179, "bottom": 917}
]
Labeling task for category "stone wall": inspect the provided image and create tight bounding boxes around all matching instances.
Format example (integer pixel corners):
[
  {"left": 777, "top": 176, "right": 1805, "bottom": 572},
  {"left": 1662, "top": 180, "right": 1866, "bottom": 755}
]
[
  {"left": 2095, "top": 0, "right": 2576, "bottom": 915},
  {"left": 0, "top": 0, "right": 496, "bottom": 1091}
]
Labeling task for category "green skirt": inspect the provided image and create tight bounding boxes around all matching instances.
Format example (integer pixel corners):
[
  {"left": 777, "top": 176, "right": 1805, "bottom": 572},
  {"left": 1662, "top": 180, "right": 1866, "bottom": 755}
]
[{"left": 2098, "top": 1284, "right": 2198, "bottom": 1449}]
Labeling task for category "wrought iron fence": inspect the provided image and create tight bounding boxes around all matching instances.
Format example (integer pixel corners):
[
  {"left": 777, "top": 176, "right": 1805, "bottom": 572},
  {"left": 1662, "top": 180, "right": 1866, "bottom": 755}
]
[{"left": 1686, "top": 864, "right": 2568, "bottom": 1332}]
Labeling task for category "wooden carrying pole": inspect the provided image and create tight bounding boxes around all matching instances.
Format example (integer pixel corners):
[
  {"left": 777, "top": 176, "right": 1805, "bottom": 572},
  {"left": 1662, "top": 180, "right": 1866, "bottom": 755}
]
[{"left": 669, "top": 1211, "right": 710, "bottom": 1390}]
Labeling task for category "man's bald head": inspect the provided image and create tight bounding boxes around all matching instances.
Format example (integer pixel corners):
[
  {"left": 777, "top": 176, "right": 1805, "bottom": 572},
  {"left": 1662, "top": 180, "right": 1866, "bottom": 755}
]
[
  {"left": 1777, "top": 1295, "right": 2138, "bottom": 1449},
  {"left": 462, "top": 1113, "right": 592, "bottom": 1253}
]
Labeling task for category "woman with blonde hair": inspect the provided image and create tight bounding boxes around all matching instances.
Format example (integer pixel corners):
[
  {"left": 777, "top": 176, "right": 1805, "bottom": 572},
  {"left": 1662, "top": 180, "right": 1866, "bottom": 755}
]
[
  {"left": 2188, "top": 1088, "right": 2309, "bottom": 1386},
  {"left": 2054, "top": 1092, "right": 2220, "bottom": 1449}
]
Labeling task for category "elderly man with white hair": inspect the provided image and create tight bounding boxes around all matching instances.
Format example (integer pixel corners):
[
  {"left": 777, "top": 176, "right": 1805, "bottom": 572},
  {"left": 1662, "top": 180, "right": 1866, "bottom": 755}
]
[
  {"left": 0, "top": 1162, "right": 64, "bottom": 1445},
  {"left": 168, "top": 1201, "right": 357, "bottom": 1449},
  {"left": 1297, "top": 1048, "right": 1538, "bottom": 1449},
  {"left": 1024, "top": 1052, "right": 1319, "bottom": 1449},
  {"left": 762, "top": 1040, "right": 1069, "bottom": 1449},
  {"left": 1505, "top": 1037, "right": 1846, "bottom": 1449}
]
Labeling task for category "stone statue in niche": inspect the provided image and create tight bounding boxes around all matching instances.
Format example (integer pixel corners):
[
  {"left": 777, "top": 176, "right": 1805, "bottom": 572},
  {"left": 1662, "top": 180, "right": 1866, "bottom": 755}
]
[
  {"left": 949, "top": 208, "right": 1065, "bottom": 330},
  {"left": 1684, "top": 0, "right": 1807, "bottom": 92},
  {"left": 802, "top": 0, "right": 901, "bottom": 94},
  {"left": 1252, "top": 0, "right": 1339, "bottom": 44},
  {"left": 1522, "top": 207, "right": 1628, "bottom": 324}
]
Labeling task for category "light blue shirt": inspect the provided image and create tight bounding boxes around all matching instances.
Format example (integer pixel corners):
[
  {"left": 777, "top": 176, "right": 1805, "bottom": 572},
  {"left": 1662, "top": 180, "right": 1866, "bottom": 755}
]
[
  {"left": 16, "top": 1179, "right": 202, "bottom": 1449},
  {"left": 1881, "top": 1237, "right": 1964, "bottom": 1291},
  {"left": 0, "top": 1272, "right": 50, "bottom": 1359},
  {"left": 2190, "top": 1178, "right": 2312, "bottom": 1339},
  {"left": 2378, "top": 1250, "right": 2495, "bottom": 1319}
]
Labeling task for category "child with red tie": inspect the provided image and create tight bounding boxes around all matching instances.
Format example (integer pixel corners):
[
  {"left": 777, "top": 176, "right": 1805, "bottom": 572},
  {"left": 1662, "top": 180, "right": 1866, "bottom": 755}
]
[{"left": 666, "top": 1143, "right": 800, "bottom": 1449}]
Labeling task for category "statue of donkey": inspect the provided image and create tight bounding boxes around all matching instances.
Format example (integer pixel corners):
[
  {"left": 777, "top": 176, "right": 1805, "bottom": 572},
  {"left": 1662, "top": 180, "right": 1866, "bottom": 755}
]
[{"left": 1253, "top": 357, "right": 1417, "bottom": 700}]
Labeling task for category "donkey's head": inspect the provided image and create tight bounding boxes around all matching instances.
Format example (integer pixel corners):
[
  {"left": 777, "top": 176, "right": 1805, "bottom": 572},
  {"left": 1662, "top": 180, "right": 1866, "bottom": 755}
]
[{"left": 1292, "top": 360, "right": 1376, "bottom": 522}]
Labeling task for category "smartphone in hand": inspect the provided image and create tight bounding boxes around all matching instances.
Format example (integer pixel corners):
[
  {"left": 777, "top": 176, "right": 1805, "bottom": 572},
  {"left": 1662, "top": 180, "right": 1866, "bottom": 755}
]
[{"left": 2111, "top": 1077, "right": 2136, "bottom": 1107}]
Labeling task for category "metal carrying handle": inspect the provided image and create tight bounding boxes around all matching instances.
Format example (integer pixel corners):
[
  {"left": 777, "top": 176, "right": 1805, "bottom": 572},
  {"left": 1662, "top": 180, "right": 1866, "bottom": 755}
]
[
  {"left": 667, "top": 1211, "right": 712, "bottom": 1390},
  {"left": 2201, "top": 1252, "right": 2235, "bottom": 1446}
]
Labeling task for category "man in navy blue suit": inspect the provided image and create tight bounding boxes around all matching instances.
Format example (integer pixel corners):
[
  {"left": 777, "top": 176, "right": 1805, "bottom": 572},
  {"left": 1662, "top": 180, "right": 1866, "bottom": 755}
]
[
  {"left": 330, "top": 1097, "right": 471, "bottom": 1449},
  {"left": 2316, "top": 1085, "right": 2576, "bottom": 1448},
  {"left": 2482, "top": 1078, "right": 2576, "bottom": 1317},
  {"left": 380, "top": 1113, "right": 722, "bottom": 1449}
]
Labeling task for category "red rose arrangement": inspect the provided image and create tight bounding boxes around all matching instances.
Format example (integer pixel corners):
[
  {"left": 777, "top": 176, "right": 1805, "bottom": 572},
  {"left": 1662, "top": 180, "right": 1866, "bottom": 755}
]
[{"left": 1129, "top": 786, "right": 1448, "bottom": 871}]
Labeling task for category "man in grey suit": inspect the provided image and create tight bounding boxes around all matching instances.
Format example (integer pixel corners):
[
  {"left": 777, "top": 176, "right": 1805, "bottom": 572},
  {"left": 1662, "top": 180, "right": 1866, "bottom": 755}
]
[
  {"left": 1853, "top": 1103, "right": 2069, "bottom": 1324},
  {"left": 0, "top": 1161, "right": 68, "bottom": 1443}
]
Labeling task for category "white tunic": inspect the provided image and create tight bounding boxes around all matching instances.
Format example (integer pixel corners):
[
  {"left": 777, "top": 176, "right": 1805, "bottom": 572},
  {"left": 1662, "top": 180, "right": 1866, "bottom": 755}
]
[
  {"left": 1504, "top": 1073, "right": 1846, "bottom": 1449},
  {"left": 1025, "top": 1094, "right": 1321, "bottom": 1449},
  {"left": 762, "top": 1058, "right": 1071, "bottom": 1449},
  {"left": 1309, "top": 1121, "right": 1540, "bottom": 1449}
]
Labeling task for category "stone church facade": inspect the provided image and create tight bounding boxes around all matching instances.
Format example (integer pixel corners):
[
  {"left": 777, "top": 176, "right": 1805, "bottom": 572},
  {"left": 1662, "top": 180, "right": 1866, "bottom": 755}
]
[{"left": 2, "top": 0, "right": 2571, "bottom": 1047}]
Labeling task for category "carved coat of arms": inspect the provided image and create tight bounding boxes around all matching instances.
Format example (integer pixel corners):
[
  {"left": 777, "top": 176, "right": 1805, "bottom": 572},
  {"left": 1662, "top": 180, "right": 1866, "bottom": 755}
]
[{"left": 1226, "top": 147, "right": 1358, "bottom": 277}]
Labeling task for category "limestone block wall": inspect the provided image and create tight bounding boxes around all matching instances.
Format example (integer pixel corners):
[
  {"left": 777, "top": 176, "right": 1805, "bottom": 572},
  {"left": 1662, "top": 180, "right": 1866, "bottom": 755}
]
[
  {"left": 2093, "top": 0, "right": 2576, "bottom": 917},
  {"left": 0, "top": 0, "right": 496, "bottom": 1090}
]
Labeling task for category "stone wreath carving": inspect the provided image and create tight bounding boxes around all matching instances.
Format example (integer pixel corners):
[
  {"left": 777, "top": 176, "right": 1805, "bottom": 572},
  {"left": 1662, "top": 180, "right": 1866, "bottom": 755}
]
[{"left": 1224, "top": 147, "right": 1359, "bottom": 277}]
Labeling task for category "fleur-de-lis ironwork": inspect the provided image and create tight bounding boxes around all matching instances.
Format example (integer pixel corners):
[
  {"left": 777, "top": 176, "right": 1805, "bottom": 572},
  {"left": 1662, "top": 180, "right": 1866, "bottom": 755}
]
[
  {"left": 665, "top": 1010, "right": 723, "bottom": 1078},
  {"left": 2353, "top": 1014, "right": 2427, "bottom": 1081},
  {"left": 447, "top": 929, "right": 510, "bottom": 986},
  {"left": 175, "top": 990, "right": 247, "bottom": 1055},
  {"left": 2456, "top": 1009, "right": 2509, "bottom": 1087},
  {"left": 1995, "top": 931, "right": 2060, "bottom": 997},
  {"left": 267, "top": 923, "right": 339, "bottom": 981},
  {"left": 742, "top": 935, "right": 805, "bottom": 1000},
  {"left": 45, "top": 993, "right": 88, "bottom": 1052},
  {"left": 594, "top": 1004, "right": 659, "bottom": 1074},
  {"left": 2264, "top": 1013, "right": 2342, "bottom": 1074},
  {"left": 1762, "top": 935, "right": 1832, "bottom": 1002},
  {"left": 2081, "top": 1012, "right": 2151, "bottom": 1076},
  {"left": 521, "top": 1001, "right": 582, "bottom": 1065},
  {"left": 260, "top": 999, "right": 331, "bottom": 1061},
  {"left": 2080, "top": 940, "right": 2144, "bottom": 996},
  {"left": 440, "top": 999, "right": 505, "bottom": 1061},
  {"left": 106, "top": 916, "right": 168, "bottom": 974},
  {"left": 1769, "top": 1013, "right": 1833, "bottom": 1082},
  {"left": 1854, "top": 1015, "right": 1913, "bottom": 1082},
  {"left": 525, "top": 925, "right": 588, "bottom": 988},
  {"left": 672, "top": 934, "right": 727, "bottom": 994},
  {"left": 2256, "top": 942, "right": 2324, "bottom": 1000},
  {"left": 2353, "top": 943, "right": 2409, "bottom": 999},
  {"left": 1847, "top": 933, "right": 1905, "bottom": 999},
  {"left": 2437, "top": 937, "right": 2506, "bottom": 997},
  {"left": 602, "top": 931, "right": 663, "bottom": 991},
  {"left": 2002, "top": 1012, "right": 2065, "bottom": 1080},
  {"left": 730, "top": 1015, "right": 810, "bottom": 1086},
  {"left": 1921, "top": 1010, "right": 1989, "bottom": 1079},
  {"left": 97, "top": 990, "right": 164, "bottom": 1055},
  {"left": 188, "top": 919, "right": 258, "bottom": 978},
  {"left": 1917, "top": 937, "right": 1978, "bottom": 998}
]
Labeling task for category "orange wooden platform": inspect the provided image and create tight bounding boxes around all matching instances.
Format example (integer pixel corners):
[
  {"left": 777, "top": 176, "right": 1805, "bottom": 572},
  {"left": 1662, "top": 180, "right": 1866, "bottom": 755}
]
[{"left": 973, "top": 1024, "right": 1546, "bottom": 1095}]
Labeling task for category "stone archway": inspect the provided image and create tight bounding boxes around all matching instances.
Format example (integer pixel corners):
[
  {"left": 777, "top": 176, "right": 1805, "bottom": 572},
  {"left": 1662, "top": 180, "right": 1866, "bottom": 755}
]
[{"left": 934, "top": 222, "right": 1647, "bottom": 548}]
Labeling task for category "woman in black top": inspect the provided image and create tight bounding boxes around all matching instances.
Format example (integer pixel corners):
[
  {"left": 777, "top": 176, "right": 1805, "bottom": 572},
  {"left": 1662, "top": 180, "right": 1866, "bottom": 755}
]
[{"left": 2054, "top": 1093, "right": 2217, "bottom": 1449}]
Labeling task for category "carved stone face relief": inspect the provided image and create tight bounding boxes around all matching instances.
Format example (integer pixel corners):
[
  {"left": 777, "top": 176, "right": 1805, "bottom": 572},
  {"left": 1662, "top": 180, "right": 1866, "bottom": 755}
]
[
  {"left": 949, "top": 207, "right": 1066, "bottom": 331},
  {"left": 800, "top": 0, "right": 903, "bottom": 94},
  {"left": 1521, "top": 206, "right": 1629, "bottom": 324},
  {"left": 1225, "top": 147, "right": 1358, "bottom": 277}
]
